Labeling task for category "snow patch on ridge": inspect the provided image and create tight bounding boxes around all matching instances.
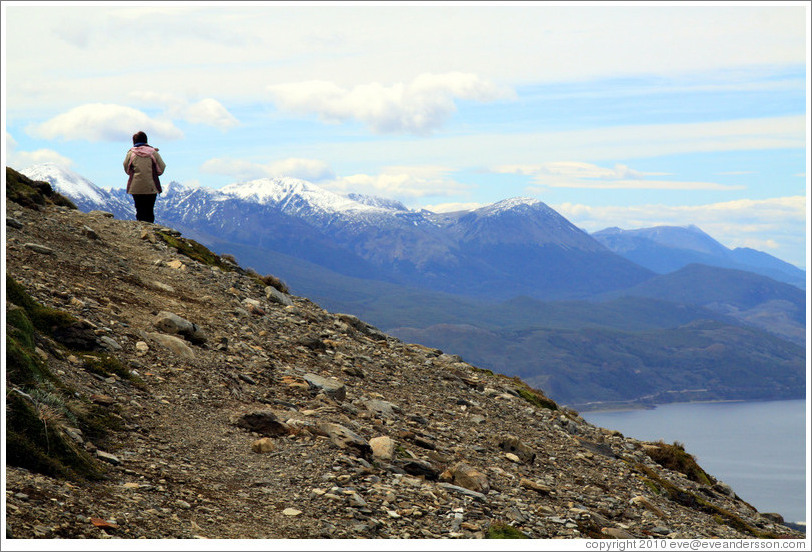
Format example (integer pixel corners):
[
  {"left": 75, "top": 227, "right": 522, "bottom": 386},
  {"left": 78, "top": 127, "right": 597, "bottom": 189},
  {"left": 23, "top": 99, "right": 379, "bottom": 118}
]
[
  {"left": 21, "top": 163, "right": 107, "bottom": 204},
  {"left": 220, "top": 177, "right": 388, "bottom": 215},
  {"left": 476, "top": 197, "right": 547, "bottom": 216}
]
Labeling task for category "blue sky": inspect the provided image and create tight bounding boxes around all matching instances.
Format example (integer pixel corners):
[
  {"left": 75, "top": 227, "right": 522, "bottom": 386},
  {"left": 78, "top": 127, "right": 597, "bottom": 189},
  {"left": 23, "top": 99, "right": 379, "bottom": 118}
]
[{"left": 3, "top": 1, "right": 809, "bottom": 268}]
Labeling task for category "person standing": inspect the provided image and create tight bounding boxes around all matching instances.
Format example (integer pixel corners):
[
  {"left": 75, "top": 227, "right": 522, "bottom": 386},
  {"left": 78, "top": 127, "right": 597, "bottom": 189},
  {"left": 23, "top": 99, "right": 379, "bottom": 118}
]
[{"left": 124, "top": 131, "right": 165, "bottom": 223}]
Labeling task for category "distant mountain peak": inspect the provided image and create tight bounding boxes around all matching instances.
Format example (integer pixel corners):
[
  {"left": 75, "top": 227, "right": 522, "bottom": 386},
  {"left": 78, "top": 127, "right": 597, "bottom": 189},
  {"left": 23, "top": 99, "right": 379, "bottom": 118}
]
[
  {"left": 477, "top": 197, "right": 545, "bottom": 216},
  {"left": 592, "top": 223, "right": 805, "bottom": 288},
  {"left": 220, "top": 177, "right": 387, "bottom": 215}
]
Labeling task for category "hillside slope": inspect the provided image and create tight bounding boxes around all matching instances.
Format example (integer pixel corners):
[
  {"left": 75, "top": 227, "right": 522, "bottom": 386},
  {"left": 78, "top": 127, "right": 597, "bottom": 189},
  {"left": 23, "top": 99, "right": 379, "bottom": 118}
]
[
  {"left": 602, "top": 264, "right": 806, "bottom": 345},
  {"left": 4, "top": 169, "right": 805, "bottom": 541}
]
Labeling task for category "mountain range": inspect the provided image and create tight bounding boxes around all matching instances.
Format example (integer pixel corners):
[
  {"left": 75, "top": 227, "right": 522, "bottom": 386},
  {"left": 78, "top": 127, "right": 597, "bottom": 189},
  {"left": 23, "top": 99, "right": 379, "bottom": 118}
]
[
  {"left": 593, "top": 225, "right": 806, "bottom": 289},
  {"left": 16, "top": 163, "right": 807, "bottom": 409}
]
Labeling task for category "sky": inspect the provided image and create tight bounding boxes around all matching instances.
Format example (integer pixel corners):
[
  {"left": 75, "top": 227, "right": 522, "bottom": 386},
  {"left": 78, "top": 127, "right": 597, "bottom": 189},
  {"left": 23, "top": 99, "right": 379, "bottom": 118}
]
[{"left": 2, "top": 1, "right": 809, "bottom": 268}]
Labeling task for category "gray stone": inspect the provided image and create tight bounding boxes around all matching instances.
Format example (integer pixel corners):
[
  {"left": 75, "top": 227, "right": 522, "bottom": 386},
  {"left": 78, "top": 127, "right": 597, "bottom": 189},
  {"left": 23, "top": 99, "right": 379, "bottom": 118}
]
[
  {"left": 318, "top": 423, "right": 371, "bottom": 458},
  {"left": 449, "top": 462, "right": 489, "bottom": 493},
  {"left": 98, "top": 336, "right": 122, "bottom": 351},
  {"left": 498, "top": 435, "right": 536, "bottom": 464},
  {"left": 265, "top": 286, "right": 293, "bottom": 307},
  {"left": 145, "top": 332, "right": 194, "bottom": 358},
  {"left": 24, "top": 243, "right": 56, "bottom": 255},
  {"left": 602, "top": 527, "right": 635, "bottom": 539},
  {"left": 437, "top": 483, "right": 487, "bottom": 502},
  {"left": 81, "top": 225, "right": 100, "bottom": 240},
  {"left": 304, "top": 373, "right": 346, "bottom": 401},
  {"left": 96, "top": 450, "right": 121, "bottom": 465},
  {"left": 369, "top": 436, "right": 395, "bottom": 460},
  {"left": 364, "top": 399, "right": 398, "bottom": 418},
  {"left": 153, "top": 311, "right": 206, "bottom": 344}
]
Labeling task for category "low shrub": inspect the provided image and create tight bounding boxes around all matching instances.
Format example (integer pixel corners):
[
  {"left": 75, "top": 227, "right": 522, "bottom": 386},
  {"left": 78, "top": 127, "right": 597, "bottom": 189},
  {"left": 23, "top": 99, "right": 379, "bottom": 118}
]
[{"left": 645, "top": 440, "right": 712, "bottom": 486}]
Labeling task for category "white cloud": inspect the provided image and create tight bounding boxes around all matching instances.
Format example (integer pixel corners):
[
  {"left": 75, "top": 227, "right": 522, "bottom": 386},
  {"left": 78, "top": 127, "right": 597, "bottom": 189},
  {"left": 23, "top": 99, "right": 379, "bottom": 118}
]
[
  {"left": 493, "top": 161, "right": 743, "bottom": 191},
  {"left": 129, "top": 92, "right": 239, "bottom": 130},
  {"left": 201, "top": 157, "right": 334, "bottom": 182},
  {"left": 181, "top": 99, "right": 239, "bottom": 129},
  {"left": 28, "top": 104, "right": 184, "bottom": 142},
  {"left": 5, "top": 132, "right": 73, "bottom": 168},
  {"left": 324, "top": 166, "right": 473, "bottom": 199},
  {"left": 555, "top": 196, "right": 807, "bottom": 267},
  {"left": 267, "top": 73, "right": 514, "bottom": 134},
  {"left": 12, "top": 149, "right": 75, "bottom": 169},
  {"left": 6, "top": 132, "right": 18, "bottom": 150}
]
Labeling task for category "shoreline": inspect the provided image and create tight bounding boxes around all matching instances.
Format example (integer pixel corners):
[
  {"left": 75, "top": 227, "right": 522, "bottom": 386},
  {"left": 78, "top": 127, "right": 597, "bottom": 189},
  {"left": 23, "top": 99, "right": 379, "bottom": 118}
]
[
  {"left": 579, "top": 398, "right": 808, "bottom": 525},
  {"left": 571, "top": 396, "right": 805, "bottom": 414}
]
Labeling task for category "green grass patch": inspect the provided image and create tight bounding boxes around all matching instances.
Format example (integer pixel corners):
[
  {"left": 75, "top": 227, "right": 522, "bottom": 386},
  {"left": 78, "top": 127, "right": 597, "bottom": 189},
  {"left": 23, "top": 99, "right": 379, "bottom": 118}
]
[
  {"left": 5, "top": 391, "right": 106, "bottom": 480},
  {"left": 82, "top": 353, "right": 139, "bottom": 382},
  {"left": 5, "top": 276, "right": 126, "bottom": 481},
  {"left": 6, "top": 276, "right": 97, "bottom": 351},
  {"left": 486, "top": 522, "right": 529, "bottom": 539},
  {"left": 155, "top": 231, "right": 236, "bottom": 271},
  {"left": 6, "top": 305, "right": 59, "bottom": 388},
  {"left": 514, "top": 383, "right": 559, "bottom": 411}
]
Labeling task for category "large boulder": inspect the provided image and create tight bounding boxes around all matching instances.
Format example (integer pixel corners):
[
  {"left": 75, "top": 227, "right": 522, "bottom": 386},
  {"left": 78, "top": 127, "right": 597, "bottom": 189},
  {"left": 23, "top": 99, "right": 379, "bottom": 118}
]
[{"left": 153, "top": 311, "right": 207, "bottom": 344}]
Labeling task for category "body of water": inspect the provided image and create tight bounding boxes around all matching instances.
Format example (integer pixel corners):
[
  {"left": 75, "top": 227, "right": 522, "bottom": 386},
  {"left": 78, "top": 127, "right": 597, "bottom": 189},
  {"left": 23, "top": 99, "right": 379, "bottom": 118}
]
[{"left": 581, "top": 399, "right": 808, "bottom": 524}]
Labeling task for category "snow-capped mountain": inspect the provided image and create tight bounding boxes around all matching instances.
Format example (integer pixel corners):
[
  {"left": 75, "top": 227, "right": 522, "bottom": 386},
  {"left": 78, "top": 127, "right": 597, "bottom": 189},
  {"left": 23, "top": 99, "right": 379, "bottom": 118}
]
[
  {"left": 220, "top": 177, "right": 389, "bottom": 216},
  {"left": 7, "top": 164, "right": 663, "bottom": 299},
  {"left": 438, "top": 197, "right": 605, "bottom": 250},
  {"left": 20, "top": 163, "right": 134, "bottom": 220},
  {"left": 21, "top": 163, "right": 107, "bottom": 204},
  {"left": 593, "top": 225, "right": 805, "bottom": 289}
]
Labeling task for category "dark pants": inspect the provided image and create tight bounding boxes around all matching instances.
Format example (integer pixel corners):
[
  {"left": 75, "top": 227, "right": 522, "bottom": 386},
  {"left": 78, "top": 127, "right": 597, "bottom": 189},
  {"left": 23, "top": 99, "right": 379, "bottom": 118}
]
[{"left": 132, "top": 194, "right": 157, "bottom": 223}]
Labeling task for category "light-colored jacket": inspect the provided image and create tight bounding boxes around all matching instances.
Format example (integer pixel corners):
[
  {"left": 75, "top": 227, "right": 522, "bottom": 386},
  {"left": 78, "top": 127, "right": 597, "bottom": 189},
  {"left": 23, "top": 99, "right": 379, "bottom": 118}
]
[{"left": 124, "top": 145, "right": 166, "bottom": 195}]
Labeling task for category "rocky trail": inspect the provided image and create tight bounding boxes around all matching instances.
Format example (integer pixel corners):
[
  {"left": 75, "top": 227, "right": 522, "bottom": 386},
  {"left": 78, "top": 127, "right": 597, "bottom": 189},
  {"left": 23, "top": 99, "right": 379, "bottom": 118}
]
[{"left": 3, "top": 176, "right": 805, "bottom": 544}]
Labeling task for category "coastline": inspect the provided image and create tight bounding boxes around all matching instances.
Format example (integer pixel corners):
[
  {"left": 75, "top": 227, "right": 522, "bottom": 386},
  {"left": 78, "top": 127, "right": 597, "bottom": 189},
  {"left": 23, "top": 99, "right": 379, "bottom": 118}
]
[
  {"left": 572, "top": 396, "right": 804, "bottom": 414},
  {"left": 580, "top": 399, "right": 808, "bottom": 524}
]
